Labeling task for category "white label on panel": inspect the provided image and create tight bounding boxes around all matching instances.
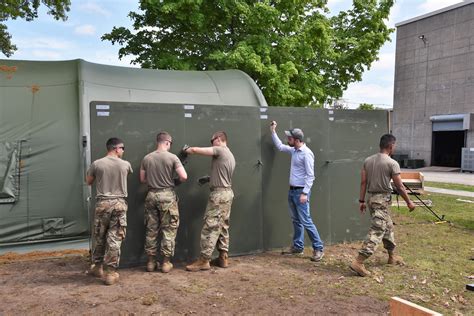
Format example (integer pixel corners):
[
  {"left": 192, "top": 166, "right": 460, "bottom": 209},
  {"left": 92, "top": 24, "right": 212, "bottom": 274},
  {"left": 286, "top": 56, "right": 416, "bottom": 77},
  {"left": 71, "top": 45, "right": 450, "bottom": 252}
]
[
  {"left": 183, "top": 105, "right": 195, "bottom": 110},
  {"left": 97, "top": 111, "right": 110, "bottom": 117},
  {"left": 328, "top": 110, "right": 334, "bottom": 115},
  {"left": 260, "top": 114, "right": 268, "bottom": 119},
  {"left": 328, "top": 117, "right": 334, "bottom": 121},
  {"left": 471, "top": 148, "right": 474, "bottom": 152},
  {"left": 96, "top": 104, "right": 110, "bottom": 110},
  {"left": 184, "top": 113, "right": 192, "bottom": 118},
  {"left": 260, "top": 107, "right": 268, "bottom": 112}
]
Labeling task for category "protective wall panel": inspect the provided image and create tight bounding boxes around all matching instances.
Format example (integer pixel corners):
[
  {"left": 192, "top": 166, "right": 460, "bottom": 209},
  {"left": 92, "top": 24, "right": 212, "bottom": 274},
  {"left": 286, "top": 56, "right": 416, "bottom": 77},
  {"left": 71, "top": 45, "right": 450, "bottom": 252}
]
[
  {"left": 326, "top": 110, "right": 388, "bottom": 243},
  {"left": 89, "top": 102, "right": 262, "bottom": 267},
  {"left": 261, "top": 108, "right": 331, "bottom": 250},
  {"left": 181, "top": 105, "right": 263, "bottom": 259},
  {"left": 261, "top": 108, "right": 388, "bottom": 250}
]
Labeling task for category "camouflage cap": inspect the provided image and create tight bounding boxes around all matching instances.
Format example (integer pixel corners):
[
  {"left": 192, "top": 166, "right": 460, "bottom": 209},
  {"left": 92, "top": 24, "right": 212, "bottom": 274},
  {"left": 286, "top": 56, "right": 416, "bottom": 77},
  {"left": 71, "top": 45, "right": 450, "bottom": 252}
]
[{"left": 284, "top": 128, "right": 304, "bottom": 141}]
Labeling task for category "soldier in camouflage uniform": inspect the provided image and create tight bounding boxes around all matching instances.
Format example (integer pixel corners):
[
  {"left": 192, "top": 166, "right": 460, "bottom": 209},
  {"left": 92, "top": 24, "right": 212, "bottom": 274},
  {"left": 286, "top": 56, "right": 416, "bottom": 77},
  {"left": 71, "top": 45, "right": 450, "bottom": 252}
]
[
  {"left": 350, "top": 134, "right": 415, "bottom": 277},
  {"left": 183, "top": 131, "right": 236, "bottom": 272},
  {"left": 199, "top": 188, "right": 234, "bottom": 260},
  {"left": 86, "top": 137, "right": 132, "bottom": 285},
  {"left": 140, "top": 132, "right": 187, "bottom": 273}
]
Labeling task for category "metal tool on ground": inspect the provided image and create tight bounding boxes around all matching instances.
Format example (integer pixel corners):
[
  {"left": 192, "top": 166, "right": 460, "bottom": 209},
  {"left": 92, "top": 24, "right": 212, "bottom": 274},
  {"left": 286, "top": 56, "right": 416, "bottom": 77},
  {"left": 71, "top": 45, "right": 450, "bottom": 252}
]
[{"left": 394, "top": 184, "right": 447, "bottom": 223}]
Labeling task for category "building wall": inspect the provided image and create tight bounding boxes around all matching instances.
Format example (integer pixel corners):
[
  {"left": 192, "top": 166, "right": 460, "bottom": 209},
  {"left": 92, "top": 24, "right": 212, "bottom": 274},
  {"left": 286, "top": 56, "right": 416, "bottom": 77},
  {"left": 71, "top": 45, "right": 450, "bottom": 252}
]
[{"left": 393, "top": 3, "right": 474, "bottom": 165}]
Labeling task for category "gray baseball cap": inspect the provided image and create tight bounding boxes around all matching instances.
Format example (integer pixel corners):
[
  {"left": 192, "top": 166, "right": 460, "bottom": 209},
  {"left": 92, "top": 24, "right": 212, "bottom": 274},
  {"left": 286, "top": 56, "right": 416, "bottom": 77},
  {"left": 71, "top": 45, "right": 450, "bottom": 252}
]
[{"left": 284, "top": 128, "right": 304, "bottom": 141}]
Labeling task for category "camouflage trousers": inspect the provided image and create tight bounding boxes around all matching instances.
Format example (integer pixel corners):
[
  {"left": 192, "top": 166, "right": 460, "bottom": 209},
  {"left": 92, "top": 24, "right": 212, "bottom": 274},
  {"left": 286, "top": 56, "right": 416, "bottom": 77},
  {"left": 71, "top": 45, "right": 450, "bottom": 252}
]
[
  {"left": 92, "top": 198, "right": 128, "bottom": 268},
  {"left": 359, "top": 193, "right": 396, "bottom": 258},
  {"left": 144, "top": 189, "right": 180, "bottom": 258},
  {"left": 200, "top": 188, "right": 234, "bottom": 260}
]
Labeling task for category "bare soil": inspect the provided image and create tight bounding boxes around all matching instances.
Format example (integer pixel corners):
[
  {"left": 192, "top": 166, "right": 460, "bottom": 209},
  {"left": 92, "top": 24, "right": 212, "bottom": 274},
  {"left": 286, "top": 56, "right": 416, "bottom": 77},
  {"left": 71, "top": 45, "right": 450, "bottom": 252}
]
[
  {"left": 2, "top": 194, "right": 472, "bottom": 315},
  {"left": 0, "top": 245, "right": 388, "bottom": 315}
]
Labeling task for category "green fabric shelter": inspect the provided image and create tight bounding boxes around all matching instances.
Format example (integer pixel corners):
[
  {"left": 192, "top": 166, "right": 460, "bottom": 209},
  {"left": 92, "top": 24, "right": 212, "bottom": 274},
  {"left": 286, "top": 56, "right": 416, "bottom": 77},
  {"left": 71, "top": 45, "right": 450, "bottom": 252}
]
[{"left": 0, "top": 59, "right": 388, "bottom": 266}]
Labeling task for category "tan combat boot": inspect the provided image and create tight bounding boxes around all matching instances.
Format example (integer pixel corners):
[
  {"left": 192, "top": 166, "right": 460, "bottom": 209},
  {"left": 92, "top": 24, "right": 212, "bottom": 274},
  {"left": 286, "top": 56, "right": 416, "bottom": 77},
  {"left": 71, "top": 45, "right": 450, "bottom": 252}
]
[
  {"left": 387, "top": 250, "right": 405, "bottom": 265},
  {"left": 349, "top": 254, "right": 371, "bottom": 277},
  {"left": 146, "top": 255, "right": 157, "bottom": 272},
  {"left": 161, "top": 257, "right": 173, "bottom": 273},
  {"left": 217, "top": 250, "right": 229, "bottom": 268},
  {"left": 91, "top": 263, "right": 104, "bottom": 278},
  {"left": 186, "top": 257, "right": 211, "bottom": 272},
  {"left": 104, "top": 268, "right": 120, "bottom": 286}
]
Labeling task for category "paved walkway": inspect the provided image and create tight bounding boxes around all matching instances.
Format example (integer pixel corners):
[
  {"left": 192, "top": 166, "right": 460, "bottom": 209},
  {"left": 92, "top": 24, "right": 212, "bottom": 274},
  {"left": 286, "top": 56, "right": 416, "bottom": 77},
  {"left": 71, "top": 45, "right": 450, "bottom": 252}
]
[{"left": 424, "top": 186, "right": 474, "bottom": 198}]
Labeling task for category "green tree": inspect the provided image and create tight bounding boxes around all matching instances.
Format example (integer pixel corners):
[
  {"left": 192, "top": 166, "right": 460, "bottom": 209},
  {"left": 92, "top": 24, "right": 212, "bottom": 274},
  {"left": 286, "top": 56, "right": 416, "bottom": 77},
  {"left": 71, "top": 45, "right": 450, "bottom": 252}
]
[
  {"left": 357, "top": 103, "right": 375, "bottom": 110},
  {"left": 103, "top": 0, "right": 394, "bottom": 107},
  {"left": 1, "top": 0, "right": 71, "bottom": 57}
]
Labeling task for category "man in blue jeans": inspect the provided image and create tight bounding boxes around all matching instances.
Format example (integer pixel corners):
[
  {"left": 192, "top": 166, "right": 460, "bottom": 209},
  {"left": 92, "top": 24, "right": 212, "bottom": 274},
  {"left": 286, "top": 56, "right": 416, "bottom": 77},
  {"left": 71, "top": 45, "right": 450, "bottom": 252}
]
[{"left": 270, "top": 121, "right": 324, "bottom": 262}]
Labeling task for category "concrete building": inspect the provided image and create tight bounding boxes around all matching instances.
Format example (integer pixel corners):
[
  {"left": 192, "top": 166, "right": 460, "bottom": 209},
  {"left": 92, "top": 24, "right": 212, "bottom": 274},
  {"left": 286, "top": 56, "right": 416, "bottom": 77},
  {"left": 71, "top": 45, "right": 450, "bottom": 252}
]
[{"left": 393, "top": 0, "right": 474, "bottom": 167}]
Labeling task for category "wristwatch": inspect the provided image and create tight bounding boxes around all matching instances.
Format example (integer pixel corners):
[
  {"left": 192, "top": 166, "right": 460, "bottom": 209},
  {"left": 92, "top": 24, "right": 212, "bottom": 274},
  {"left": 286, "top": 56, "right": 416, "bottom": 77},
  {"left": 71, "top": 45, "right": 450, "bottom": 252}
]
[{"left": 358, "top": 199, "right": 365, "bottom": 203}]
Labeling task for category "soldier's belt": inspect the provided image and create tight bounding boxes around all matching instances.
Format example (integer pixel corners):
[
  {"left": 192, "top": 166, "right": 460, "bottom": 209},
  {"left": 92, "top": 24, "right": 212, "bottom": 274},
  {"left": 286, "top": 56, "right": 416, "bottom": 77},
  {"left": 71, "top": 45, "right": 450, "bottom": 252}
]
[
  {"left": 149, "top": 188, "right": 174, "bottom": 192},
  {"left": 96, "top": 196, "right": 126, "bottom": 201},
  {"left": 210, "top": 187, "right": 232, "bottom": 192}
]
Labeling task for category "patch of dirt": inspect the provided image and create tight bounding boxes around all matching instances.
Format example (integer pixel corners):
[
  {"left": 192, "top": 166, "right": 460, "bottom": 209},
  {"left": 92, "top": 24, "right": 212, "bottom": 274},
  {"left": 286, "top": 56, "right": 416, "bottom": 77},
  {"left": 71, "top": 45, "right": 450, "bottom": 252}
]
[
  {"left": 0, "top": 250, "right": 88, "bottom": 264},
  {"left": 0, "top": 247, "right": 388, "bottom": 315}
]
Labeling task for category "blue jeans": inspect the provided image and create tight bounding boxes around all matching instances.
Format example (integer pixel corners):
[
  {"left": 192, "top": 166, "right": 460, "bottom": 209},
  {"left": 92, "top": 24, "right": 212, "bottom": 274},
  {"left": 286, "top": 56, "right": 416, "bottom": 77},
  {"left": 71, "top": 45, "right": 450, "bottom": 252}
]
[{"left": 288, "top": 189, "right": 324, "bottom": 251}]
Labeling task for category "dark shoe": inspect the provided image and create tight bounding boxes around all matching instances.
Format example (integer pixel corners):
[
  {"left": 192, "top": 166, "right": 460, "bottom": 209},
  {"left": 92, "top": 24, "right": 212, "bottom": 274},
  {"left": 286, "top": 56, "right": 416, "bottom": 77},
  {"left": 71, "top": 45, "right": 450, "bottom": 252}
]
[
  {"left": 311, "top": 250, "right": 324, "bottom": 262},
  {"left": 186, "top": 257, "right": 211, "bottom": 272},
  {"left": 350, "top": 254, "right": 371, "bottom": 277},
  {"left": 281, "top": 247, "right": 304, "bottom": 256}
]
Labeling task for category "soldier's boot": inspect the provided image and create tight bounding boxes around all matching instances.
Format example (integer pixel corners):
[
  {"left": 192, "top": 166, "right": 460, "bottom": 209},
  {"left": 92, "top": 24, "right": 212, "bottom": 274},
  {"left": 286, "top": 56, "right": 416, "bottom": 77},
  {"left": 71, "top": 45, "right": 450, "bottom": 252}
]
[
  {"left": 186, "top": 257, "right": 211, "bottom": 272},
  {"left": 104, "top": 268, "right": 120, "bottom": 286},
  {"left": 161, "top": 257, "right": 173, "bottom": 273},
  {"left": 91, "top": 263, "right": 104, "bottom": 278},
  {"left": 349, "top": 254, "right": 371, "bottom": 277},
  {"left": 146, "top": 255, "right": 157, "bottom": 272},
  {"left": 387, "top": 250, "right": 405, "bottom": 265},
  {"left": 217, "top": 250, "right": 229, "bottom": 268}
]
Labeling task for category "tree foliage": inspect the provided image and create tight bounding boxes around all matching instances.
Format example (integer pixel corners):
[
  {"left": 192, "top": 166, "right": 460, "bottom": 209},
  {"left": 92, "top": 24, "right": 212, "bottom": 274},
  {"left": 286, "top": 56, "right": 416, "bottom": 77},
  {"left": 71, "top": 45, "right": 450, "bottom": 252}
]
[
  {"left": 0, "top": 0, "right": 70, "bottom": 57},
  {"left": 357, "top": 103, "right": 376, "bottom": 110},
  {"left": 103, "top": 0, "right": 394, "bottom": 106}
]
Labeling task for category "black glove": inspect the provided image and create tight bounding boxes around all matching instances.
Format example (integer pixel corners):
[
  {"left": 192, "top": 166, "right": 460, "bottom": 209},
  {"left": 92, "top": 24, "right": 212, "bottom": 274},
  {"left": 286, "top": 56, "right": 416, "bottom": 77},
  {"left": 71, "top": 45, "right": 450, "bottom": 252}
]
[
  {"left": 197, "top": 175, "right": 210, "bottom": 186},
  {"left": 173, "top": 177, "right": 182, "bottom": 186},
  {"left": 177, "top": 144, "right": 190, "bottom": 163}
]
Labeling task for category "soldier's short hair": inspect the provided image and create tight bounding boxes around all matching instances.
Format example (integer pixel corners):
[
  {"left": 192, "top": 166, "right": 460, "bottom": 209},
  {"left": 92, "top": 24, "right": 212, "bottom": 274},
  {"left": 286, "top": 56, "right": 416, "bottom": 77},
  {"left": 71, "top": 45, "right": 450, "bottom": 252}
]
[
  {"left": 156, "top": 131, "right": 172, "bottom": 144},
  {"left": 106, "top": 137, "right": 124, "bottom": 151},
  {"left": 379, "top": 134, "right": 396, "bottom": 149},
  {"left": 212, "top": 131, "right": 227, "bottom": 143}
]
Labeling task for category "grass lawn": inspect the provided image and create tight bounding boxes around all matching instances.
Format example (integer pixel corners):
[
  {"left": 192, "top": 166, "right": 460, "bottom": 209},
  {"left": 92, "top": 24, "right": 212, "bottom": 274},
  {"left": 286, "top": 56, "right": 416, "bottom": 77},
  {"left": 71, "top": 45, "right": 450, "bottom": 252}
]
[
  {"left": 425, "top": 181, "right": 474, "bottom": 193},
  {"left": 410, "top": 180, "right": 473, "bottom": 230},
  {"left": 394, "top": 191, "right": 474, "bottom": 230},
  {"left": 330, "top": 189, "right": 474, "bottom": 315}
]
